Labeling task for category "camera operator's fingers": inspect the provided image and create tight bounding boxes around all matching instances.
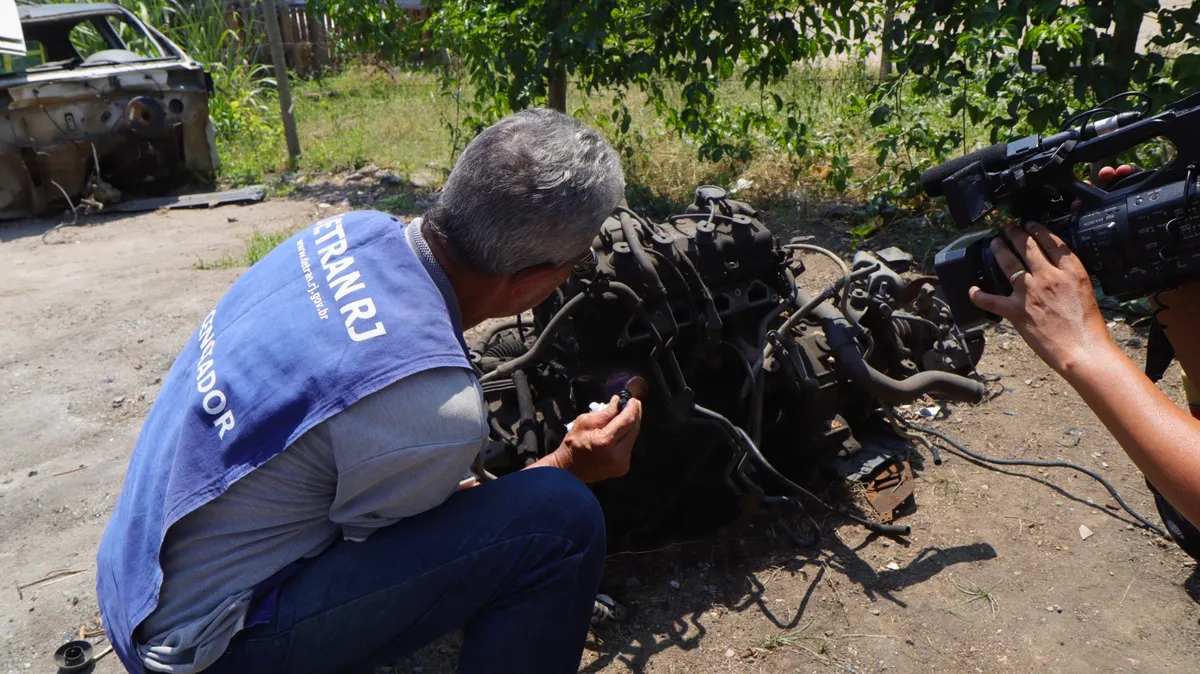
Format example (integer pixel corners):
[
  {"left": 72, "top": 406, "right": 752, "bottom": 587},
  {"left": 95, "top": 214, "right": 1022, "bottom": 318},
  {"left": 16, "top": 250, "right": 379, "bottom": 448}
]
[
  {"left": 990, "top": 233, "right": 1030, "bottom": 286},
  {"left": 1003, "top": 225, "right": 1053, "bottom": 274},
  {"left": 1022, "top": 221, "right": 1071, "bottom": 268},
  {"left": 1074, "top": 164, "right": 1140, "bottom": 210},
  {"left": 1098, "top": 164, "right": 1137, "bottom": 183},
  {"left": 969, "top": 286, "right": 1020, "bottom": 321}
]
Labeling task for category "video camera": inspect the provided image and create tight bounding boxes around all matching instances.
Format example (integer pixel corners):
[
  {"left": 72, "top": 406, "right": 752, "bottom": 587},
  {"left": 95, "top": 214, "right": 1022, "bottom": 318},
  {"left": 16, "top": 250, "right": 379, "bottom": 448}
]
[{"left": 923, "top": 92, "right": 1200, "bottom": 329}]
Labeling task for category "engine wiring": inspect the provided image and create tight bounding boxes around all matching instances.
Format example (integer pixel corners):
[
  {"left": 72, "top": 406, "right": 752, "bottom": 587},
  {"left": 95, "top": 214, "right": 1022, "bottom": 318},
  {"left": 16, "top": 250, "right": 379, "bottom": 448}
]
[
  {"left": 693, "top": 404, "right": 912, "bottom": 538},
  {"left": 900, "top": 418, "right": 1169, "bottom": 539},
  {"left": 781, "top": 243, "right": 870, "bottom": 347}
]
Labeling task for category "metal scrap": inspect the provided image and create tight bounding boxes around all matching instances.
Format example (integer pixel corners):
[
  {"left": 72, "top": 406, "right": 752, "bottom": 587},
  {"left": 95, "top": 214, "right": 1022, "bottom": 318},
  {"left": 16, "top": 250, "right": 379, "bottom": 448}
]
[
  {"left": 863, "top": 460, "right": 916, "bottom": 523},
  {"left": 109, "top": 185, "right": 267, "bottom": 213}
]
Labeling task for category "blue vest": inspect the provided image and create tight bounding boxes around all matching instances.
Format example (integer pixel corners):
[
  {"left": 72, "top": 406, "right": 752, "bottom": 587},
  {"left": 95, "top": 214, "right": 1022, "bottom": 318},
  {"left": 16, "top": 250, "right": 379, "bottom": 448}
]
[{"left": 96, "top": 211, "right": 471, "bottom": 673}]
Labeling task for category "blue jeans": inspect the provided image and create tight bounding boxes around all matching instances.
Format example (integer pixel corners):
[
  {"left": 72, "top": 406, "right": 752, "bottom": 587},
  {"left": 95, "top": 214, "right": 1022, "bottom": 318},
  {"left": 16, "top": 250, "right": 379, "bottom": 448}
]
[{"left": 209, "top": 467, "right": 606, "bottom": 674}]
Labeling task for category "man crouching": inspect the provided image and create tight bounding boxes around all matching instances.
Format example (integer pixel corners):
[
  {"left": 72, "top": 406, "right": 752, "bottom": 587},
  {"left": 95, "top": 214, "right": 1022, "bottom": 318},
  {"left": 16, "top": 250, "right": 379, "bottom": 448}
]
[{"left": 97, "top": 108, "right": 641, "bottom": 674}]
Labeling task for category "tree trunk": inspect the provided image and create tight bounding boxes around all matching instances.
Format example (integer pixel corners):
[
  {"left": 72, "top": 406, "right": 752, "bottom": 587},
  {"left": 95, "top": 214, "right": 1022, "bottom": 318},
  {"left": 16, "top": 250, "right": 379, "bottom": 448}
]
[
  {"left": 545, "top": 0, "right": 568, "bottom": 111},
  {"left": 880, "top": 0, "right": 897, "bottom": 78},
  {"left": 1110, "top": 2, "right": 1146, "bottom": 96},
  {"left": 548, "top": 60, "right": 567, "bottom": 112}
]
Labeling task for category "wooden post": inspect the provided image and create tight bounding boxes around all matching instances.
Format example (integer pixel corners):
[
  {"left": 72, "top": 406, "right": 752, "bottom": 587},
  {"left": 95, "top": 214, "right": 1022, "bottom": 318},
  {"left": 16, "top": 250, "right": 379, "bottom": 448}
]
[
  {"left": 295, "top": 7, "right": 311, "bottom": 76},
  {"left": 279, "top": 2, "right": 296, "bottom": 71},
  {"left": 308, "top": 8, "right": 327, "bottom": 73},
  {"left": 261, "top": 0, "right": 301, "bottom": 162}
]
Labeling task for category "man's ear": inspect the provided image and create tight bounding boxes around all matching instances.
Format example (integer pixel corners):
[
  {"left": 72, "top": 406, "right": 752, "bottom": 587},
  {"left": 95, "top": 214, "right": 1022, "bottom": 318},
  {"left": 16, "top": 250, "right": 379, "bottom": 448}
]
[{"left": 509, "top": 263, "right": 572, "bottom": 303}]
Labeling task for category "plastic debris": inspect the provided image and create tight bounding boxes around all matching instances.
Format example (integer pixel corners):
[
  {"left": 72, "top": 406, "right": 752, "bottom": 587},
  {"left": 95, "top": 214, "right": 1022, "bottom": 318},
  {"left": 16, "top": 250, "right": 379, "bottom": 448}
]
[{"left": 728, "top": 178, "right": 754, "bottom": 194}]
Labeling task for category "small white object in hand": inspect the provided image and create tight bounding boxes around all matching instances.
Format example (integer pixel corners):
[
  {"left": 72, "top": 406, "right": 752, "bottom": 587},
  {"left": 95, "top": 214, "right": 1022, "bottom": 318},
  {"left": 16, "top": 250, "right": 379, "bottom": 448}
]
[{"left": 564, "top": 401, "right": 609, "bottom": 432}]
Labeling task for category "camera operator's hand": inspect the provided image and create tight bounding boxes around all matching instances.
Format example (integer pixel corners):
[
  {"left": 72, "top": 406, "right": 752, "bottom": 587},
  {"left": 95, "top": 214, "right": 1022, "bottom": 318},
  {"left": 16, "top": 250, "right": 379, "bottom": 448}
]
[
  {"left": 1072, "top": 164, "right": 1138, "bottom": 210},
  {"left": 968, "top": 221, "right": 1116, "bottom": 375},
  {"left": 530, "top": 396, "right": 643, "bottom": 483}
]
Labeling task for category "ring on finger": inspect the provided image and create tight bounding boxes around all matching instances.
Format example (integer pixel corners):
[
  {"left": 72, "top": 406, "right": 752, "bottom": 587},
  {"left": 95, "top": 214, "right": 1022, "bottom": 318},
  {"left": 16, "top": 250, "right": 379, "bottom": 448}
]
[{"left": 1008, "top": 269, "right": 1027, "bottom": 285}]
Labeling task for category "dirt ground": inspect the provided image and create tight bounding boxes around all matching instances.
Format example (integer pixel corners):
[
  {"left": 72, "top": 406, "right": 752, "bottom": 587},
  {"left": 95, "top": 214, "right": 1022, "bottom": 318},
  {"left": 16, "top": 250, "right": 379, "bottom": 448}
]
[{"left": 2, "top": 200, "right": 1198, "bottom": 674}]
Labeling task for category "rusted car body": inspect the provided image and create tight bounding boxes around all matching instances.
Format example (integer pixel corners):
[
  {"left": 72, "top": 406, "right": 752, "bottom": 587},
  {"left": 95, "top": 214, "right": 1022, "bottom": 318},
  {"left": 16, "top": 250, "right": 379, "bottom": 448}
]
[{"left": 1, "top": 3, "right": 217, "bottom": 220}]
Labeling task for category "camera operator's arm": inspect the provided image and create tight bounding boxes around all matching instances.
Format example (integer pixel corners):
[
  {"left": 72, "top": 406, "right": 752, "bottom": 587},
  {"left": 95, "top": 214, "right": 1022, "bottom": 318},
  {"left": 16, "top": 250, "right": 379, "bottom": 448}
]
[{"left": 969, "top": 222, "right": 1200, "bottom": 527}]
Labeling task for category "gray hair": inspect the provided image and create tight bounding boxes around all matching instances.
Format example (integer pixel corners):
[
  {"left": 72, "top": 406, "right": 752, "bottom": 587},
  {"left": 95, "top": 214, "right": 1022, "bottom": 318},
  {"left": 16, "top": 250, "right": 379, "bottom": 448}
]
[{"left": 424, "top": 108, "right": 625, "bottom": 277}]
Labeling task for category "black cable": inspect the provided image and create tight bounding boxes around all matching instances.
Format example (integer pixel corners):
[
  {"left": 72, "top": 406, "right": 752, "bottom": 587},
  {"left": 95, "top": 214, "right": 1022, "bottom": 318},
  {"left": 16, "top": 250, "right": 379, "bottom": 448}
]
[
  {"left": 1060, "top": 92, "right": 1153, "bottom": 136},
  {"left": 693, "top": 404, "right": 911, "bottom": 537},
  {"left": 1095, "top": 91, "right": 1154, "bottom": 118},
  {"left": 1061, "top": 106, "right": 1119, "bottom": 136},
  {"left": 902, "top": 421, "right": 1169, "bottom": 538}
]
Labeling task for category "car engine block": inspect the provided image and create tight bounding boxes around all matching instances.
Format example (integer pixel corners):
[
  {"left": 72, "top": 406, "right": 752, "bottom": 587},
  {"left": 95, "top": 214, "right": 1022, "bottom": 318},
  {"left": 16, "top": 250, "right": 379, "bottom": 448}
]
[{"left": 472, "top": 186, "right": 986, "bottom": 551}]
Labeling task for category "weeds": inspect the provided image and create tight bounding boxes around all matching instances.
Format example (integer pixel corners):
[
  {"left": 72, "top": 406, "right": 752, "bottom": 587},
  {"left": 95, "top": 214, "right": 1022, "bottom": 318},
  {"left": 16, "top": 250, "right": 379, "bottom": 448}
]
[
  {"left": 245, "top": 230, "right": 291, "bottom": 264},
  {"left": 192, "top": 253, "right": 239, "bottom": 271},
  {"left": 377, "top": 193, "right": 416, "bottom": 214},
  {"left": 194, "top": 230, "right": 295, "bottom": 270},
  {"left": 761, "top": 620, "right": 819, "bottom": 650},
  {"left": 761, "top": 621, "right": 832, "bottom": 665},
  {"left": 950, "top": 577, "right": 1003, "bottom": 619}
]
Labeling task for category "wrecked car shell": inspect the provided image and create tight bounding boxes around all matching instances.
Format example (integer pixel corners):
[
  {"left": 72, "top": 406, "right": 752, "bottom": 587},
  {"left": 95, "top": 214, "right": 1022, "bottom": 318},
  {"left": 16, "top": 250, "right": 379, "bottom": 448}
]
[{"left": 1, "top": 3, "right": 217, "bottom": 220}]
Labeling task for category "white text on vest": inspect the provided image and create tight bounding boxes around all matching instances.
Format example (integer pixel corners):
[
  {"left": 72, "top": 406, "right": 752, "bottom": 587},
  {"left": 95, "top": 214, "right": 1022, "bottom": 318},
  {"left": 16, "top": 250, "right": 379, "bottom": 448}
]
[
  {"left": 312, "top": 217, "right": 388, "bottom": 342},
  {"left": 196, "top": 310, "right": 237, "bottom": 439}
]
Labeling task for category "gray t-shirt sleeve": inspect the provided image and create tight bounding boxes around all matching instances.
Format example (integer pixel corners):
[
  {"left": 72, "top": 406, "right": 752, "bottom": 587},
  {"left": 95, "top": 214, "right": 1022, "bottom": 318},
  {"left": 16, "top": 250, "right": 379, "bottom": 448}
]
[{"left": 325, "top": 366, "right": 486, "bottom": 541}]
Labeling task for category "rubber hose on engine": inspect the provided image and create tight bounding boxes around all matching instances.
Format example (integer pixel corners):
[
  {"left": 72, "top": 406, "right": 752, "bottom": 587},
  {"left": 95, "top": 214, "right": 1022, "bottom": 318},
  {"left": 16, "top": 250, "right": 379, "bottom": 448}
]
[
  {"left": 619, "top": 214, "right": 668, "bottom": 300},
  {"left": 822, "top": 315, "right": 984, "bottom": 404},
  {"left": 512, "top": 370, "right": 540, "bottom": 459},
  {"left": 483, "top": 337, "right": 529, "bottom": 360}
]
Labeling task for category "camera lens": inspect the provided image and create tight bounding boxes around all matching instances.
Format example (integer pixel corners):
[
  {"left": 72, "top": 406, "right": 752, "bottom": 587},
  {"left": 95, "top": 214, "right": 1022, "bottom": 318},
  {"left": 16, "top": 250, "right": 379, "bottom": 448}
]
[{"left": 978, "top": 236, "right": 1013, "bottom": 296}]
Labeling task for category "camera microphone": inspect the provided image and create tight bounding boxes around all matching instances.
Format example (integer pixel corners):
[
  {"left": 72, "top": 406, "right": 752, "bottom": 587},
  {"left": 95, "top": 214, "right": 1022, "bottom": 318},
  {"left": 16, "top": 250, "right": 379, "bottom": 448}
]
[
  {"left": 920, "top": 112, "right": 1143, "bottom": 199},
  {"left": 920, "top": 142, "right": 1009, "bottom": 198}
]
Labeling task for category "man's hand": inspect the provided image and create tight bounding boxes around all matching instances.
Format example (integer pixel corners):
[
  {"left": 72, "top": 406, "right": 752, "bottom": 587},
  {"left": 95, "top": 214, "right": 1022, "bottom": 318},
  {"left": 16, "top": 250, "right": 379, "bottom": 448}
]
[
  {"left": 532, "top": 396, "right": 643, "bottom": 483},
  {"left": 968, "top": 221, "right": 1116, "bottom": 374}
]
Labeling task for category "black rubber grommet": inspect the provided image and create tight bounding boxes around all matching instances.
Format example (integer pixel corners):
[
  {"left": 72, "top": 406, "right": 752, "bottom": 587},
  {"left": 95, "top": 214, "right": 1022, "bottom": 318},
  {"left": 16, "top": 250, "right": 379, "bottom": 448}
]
[{"left": 54, "top": 640, "right": 94, "bottom": 672}]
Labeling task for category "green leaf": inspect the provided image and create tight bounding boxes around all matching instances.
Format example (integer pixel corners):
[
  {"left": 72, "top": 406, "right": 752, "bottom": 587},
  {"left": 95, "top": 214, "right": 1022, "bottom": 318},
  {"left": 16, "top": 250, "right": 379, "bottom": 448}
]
[
  {"left": 986, "top": 72, "right": 1008, "bottom": 97},
  {"left": 870, "top": 104, "right": 893, "bottom": 127},
  {"left": 1174, "top": 53, "right": 1200, "bottom": 85},
  {"left": 949, "top": 94, "right": 966, "bottom": 118},
  {"left": 718, "top": 57, "right": 734, "bottom": 80}
]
